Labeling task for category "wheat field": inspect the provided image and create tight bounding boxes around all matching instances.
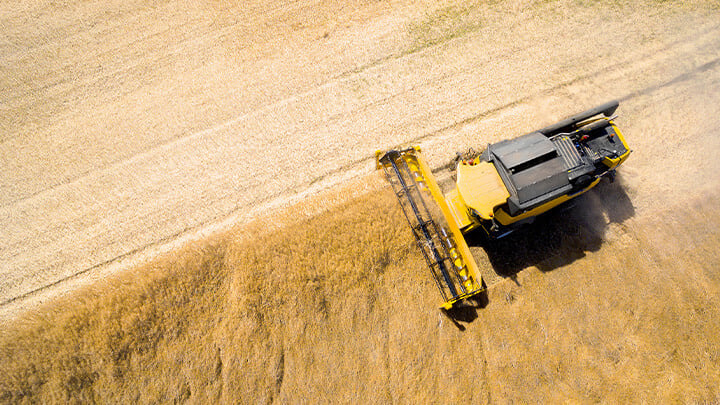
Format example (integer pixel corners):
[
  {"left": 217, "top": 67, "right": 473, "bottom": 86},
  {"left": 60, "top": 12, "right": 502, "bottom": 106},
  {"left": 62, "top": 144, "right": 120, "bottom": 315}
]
[
  {"left": 2, "top": 184, "right": 720, "bottom": 402},
  {"left": 3, "top": 0, "right": 720, "bottom": 402}
]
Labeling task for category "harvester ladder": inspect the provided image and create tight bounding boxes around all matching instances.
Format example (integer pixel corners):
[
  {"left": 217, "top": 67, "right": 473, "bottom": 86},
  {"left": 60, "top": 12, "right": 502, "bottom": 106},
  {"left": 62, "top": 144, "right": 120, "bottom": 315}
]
[{"left": 553, "top": 136, "right": 584, "bottom": 170}]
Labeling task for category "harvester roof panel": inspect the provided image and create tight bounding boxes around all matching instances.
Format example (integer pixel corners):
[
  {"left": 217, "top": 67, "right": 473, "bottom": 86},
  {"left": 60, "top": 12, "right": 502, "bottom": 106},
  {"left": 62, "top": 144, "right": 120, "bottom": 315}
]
[{"left": 491, "top": 132, "right": 556, "bottom": 170}]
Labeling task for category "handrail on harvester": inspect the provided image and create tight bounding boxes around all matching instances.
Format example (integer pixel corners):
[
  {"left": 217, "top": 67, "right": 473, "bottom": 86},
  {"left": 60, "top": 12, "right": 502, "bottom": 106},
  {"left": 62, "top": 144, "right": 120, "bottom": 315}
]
[{"left": 376, "top": 147, "right": 484, "bottom": 309}]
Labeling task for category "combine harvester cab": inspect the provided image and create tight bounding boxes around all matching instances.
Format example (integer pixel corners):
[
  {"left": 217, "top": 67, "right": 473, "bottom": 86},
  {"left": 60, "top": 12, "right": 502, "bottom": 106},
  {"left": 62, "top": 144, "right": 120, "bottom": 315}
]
[{"left": 377, "top": 100, "right": 631, "bottom": 309}]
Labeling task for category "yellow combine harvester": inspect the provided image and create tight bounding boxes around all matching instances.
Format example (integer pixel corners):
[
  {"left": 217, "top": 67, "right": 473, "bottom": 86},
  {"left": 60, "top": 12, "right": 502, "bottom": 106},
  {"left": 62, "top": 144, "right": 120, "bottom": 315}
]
[{"left": 376, "top": 101, "right": 631, "bottom": 309}]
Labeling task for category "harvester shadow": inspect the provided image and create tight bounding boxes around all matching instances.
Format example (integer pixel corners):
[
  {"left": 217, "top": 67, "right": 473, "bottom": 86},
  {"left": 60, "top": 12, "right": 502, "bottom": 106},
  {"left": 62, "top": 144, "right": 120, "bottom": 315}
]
[
  {"left": 442, "top": 294, "right": 489, "bottom": 331},
  {"left": 440, "top": 177, "right": 633, "bottom": 329},
  {"left": 468, "top": 175, "right": 635, "bottom": 279}
]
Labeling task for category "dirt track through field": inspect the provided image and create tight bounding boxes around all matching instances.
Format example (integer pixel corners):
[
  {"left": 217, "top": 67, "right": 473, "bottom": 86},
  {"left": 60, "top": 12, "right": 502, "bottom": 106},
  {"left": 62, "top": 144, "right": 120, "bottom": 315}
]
[{"left": 2, "top": 0, "right": 720, "bottom": 321}]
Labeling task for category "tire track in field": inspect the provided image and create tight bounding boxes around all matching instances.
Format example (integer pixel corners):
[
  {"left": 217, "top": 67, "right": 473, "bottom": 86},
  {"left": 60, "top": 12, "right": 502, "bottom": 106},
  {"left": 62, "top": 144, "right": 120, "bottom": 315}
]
[
  {"left": 4, "top": 9, "right": 716, "bottom": 210},
  {"left": 0, "top": 0, "right": 347, "bottom": 206},
  {"left": 4, "top": 31, "right": 719, "bottom": 309},
  {"left": 16, "top": 13, "right": 717, "bottom": 212}
]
